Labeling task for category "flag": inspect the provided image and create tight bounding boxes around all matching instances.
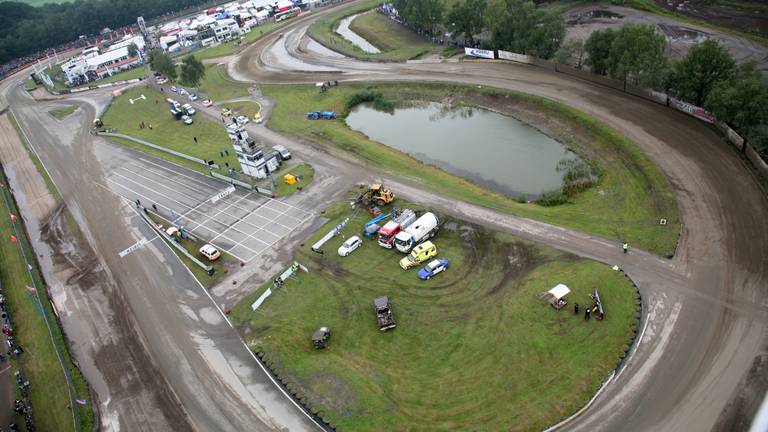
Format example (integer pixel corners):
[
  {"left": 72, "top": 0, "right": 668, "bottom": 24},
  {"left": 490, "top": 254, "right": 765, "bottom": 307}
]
[
  {"left": 9, "top": 235, "right": 16, "bottom": 243},
  {"left": 9, "top": 213, "right": 17, "bottom": 222}
]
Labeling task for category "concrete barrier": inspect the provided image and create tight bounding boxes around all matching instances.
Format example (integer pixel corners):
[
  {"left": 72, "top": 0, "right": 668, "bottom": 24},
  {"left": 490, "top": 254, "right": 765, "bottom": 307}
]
[
  {"left": 99, "top": 132, "right": 215, "bottom": 167},
  {"left": 556, "top": 63, "right": 625, "bottom": 91},
  {"left": 529, "top": 57, "right": 557, "bottom": 71},
  {"left": 625, "top": 85, "right": 668, "bottom": 106},
  {"left": 746, "top": 146, "right": 768, "bottom": 179},
  {"left": 210, "top": 170, "right": 254, "bottom": 189},
  {"left": 716, "top": 121, "right": 745, "bottom": 151}
]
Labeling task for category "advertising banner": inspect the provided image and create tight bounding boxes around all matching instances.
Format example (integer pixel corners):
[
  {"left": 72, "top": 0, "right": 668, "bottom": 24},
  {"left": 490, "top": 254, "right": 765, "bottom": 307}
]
[
  {"left": 497, "top": 50, "right": 530, "bottom": 63},
  {"left": 671, "top": 98, "right": 715, "bottom": 124},
  {"left": 464, "top": 47, "right": 495, "bottom": 59}
]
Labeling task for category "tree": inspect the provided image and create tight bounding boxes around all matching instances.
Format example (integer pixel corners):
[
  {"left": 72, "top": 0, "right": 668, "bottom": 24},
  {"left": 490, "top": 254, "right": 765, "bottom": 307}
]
[
  {"left": 607, "top": 24, "right": 668, "bottom": 88},
  {"left": 127, "top": 42, "right": 139, "bottom": 59},
  {"left": 448, "top": 0, "right": 487, "bottom": 44},
  {"left": 393, "top": 0, "right": 444, "bottom": 35},
  {"left": 668, "top": 39, "right": 736, "bottom": 106},
  {"left": 554, "top": 38, "right": 585, "bottom": 68},
  {"left": 180, "top": 55, "right": 205, "bottom": 87},
  {"left": 705, "top": 63, "right": 768, "bottom": 156},
  {"left": 485, "top": 0, "right": 565, "bottom": 59},
  {"left": 585, "top": 29, "right": 616, "bottom": 75},
  {"left": 149, "top": 49, "right": 176, "bottom": 80}
]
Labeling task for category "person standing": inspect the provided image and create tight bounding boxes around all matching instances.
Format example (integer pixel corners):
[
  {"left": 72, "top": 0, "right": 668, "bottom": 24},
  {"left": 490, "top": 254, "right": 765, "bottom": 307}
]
[
  {"left": 574, "top": 303, "right": 579, "bottom": 315},
  {"left": 584, "top": 307, "right": 591, "bottom": 320},
  {"left": 193, "top": 136, "right": 198, "bottom": 143},
  {"left": 623, "top": 242, "right": 629, "bottom": 254}
]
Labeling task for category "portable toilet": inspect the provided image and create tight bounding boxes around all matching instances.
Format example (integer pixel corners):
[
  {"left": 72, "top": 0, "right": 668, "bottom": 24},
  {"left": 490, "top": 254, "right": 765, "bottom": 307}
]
[{"left": 284, "top": 173, "right": 296, "bottom": 185}]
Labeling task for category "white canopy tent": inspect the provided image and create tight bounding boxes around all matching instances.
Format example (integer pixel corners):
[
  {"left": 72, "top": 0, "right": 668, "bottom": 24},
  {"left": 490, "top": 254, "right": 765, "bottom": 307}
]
[{"left": 548, "top": 284, "right": 570, "bottom": 300}]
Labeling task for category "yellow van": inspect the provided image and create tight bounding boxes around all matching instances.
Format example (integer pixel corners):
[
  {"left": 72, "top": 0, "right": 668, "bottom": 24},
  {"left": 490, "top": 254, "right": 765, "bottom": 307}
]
[{"left": 399, "top": 241, "right": 437, "bottom": 270}]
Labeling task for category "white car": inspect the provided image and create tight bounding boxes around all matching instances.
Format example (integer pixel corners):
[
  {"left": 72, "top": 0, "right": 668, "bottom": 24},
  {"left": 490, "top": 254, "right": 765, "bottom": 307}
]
[
  {"left": 156, "top": 77, "right": 168, "bottom": 85},
  {"left": 338, "top": 236, "right": 362, "bottom": 257},
  {"left": 199, "top": 244, "right": 221, "bottom": 261},
  {"left": 179, "top": 88, "right": 188, "bottom": 95},
  {"left": 182, "top": 115, "right": 193, "bottom": 125},
  {"left": 188, "top": 93, "right": 198, "bottom": 101},
  {"left": 170, "top": 86, "right": 178, "bottom": 92},
  {"left": 235, "top": 115, "right": 249, "bottom": 126},
  {"left": 182, "top": 104, "right": 196, "bottom": 115},
  {"left": 202, "top": 99, "right": 213, "bottom": 107}
]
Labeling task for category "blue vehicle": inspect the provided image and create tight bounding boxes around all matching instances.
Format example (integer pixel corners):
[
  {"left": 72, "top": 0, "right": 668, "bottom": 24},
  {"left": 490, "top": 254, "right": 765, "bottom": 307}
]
[
  {"left": 307, "top": 111, "right": 336, "bottom": 120},
  {"left": 418, "top": 258, "right": 450, "bottom": 280},
  {"left": 363, "top": 211, "right": 393, "bottom": 239}
]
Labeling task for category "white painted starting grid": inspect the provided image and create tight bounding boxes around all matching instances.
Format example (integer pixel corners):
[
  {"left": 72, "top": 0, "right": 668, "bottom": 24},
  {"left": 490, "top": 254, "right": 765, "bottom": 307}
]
[{"left": 102, "top": 154, "right": 312, "bottom": 263}]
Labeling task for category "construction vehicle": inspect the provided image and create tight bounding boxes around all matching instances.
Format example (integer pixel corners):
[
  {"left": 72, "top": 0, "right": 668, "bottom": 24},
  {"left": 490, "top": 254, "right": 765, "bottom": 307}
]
[
  {"left": 306, "top": 111, "right": 336, "bottom": 120},
  {"left": 363, "top": 211, "right": 394, "bottom": 239},
  {"left": 355, "top": 183, "right": 396, "bottom": 208},
  {"left": 377, "top": 209, "right": 417, "bottom": 248},
  {"left": 399, "top": 241, "right": 437, "bottom": 270},
  {"left": 394, "top": 212, "right": 439, "bottom": 253},
  {"left": 374, "top": 297, "right": 396, "bottom": 331}
]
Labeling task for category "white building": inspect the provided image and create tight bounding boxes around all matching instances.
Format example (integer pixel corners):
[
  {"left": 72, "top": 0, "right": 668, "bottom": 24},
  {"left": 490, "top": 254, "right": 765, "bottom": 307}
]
[
  {"left": 228, "top": 128, "right": 280, "bottom": 179},
  {"left": 61, "top": 40, "right": 144, "bottom": 85}
]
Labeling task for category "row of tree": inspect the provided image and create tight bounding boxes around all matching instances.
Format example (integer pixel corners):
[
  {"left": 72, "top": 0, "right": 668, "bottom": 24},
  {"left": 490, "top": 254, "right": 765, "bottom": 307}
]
[
  {"left": 0, "top": 0, "right": 215, "bottom": 65},
  {"left": 149, "top": 50, "right": 206, "bottom": 87},
  {"left": 392, "top": 0, "right": 565, "bottom": 59},
  {"left": 562, "top": 24, "right": 767, "bottom": 156}
]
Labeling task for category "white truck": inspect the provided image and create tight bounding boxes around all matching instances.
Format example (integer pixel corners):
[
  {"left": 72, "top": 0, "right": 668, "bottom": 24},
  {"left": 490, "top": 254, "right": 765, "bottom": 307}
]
[{"left": 394, "top": 212, "right": 439, "bottom": 253}]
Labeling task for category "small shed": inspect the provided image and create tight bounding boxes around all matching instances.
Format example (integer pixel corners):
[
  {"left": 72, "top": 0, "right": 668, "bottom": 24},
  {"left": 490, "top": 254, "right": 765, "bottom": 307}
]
[{"left": 545, "top": 284, "right": 570, "bottom": 310}]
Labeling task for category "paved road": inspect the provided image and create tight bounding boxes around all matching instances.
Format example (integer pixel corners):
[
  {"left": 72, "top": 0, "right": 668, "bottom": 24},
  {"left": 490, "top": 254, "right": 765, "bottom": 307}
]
[
  {"left": 229, "top": 10, "right": 768, "bottom": 432},
  {"left": 0, "top": 82, "right": 325, "bottom": 431},
  {"left": 0, "top": 0, "right": 764, "bottom": 430}
]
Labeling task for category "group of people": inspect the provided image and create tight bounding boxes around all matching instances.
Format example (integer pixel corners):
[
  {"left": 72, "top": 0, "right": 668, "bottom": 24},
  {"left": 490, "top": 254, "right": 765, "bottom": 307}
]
[{"left": 0, "top": 292, "right": 34, "bottom": 432}]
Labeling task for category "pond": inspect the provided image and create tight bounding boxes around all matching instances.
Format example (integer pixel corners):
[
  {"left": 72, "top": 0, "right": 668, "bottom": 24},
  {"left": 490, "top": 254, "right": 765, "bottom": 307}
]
[{"left": 346, "top": 103, "right": 578, "bottom": 198}]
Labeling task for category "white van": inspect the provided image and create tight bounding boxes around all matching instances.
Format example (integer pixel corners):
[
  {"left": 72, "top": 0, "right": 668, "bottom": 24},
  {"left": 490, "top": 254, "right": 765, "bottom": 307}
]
[{"left": 273, "top": 144, "right": 291, "bottom": 161}]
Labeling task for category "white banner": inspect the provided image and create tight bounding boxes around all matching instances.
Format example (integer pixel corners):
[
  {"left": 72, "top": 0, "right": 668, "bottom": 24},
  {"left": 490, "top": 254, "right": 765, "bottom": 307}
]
[
  {"left": 251, "top": 288, "right": 273, "bottom": 311},
  {"left": 464, "top": 47, "right": 495, "bottom": 59},
  {"left": 670, "top": 98, "right": 715, "bottom": 124},
  {"left": 497, "top": 50, "right": 530, "bottom": 63}
]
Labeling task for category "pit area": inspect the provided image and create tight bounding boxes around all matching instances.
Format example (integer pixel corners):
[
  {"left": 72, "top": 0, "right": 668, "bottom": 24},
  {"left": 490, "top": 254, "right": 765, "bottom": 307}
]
[{"left": 100, "top": 144, "right": 311, "bottom": 262}]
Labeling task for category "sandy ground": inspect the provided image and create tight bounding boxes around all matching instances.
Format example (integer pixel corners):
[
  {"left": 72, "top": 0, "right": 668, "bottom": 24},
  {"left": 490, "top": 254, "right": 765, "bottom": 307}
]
[{"left": 564, "top": 4, "right": 768, "bottom": 74}]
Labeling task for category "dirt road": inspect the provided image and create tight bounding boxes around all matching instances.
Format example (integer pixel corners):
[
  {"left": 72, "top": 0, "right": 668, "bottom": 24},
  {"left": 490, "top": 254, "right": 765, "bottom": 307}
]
[{"left": 227, "top": 12, "right": 768, "bottom": 431}]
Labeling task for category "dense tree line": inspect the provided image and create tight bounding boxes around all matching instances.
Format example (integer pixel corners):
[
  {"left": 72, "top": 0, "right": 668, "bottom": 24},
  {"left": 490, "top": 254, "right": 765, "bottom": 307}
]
[
  {"left": 393, "top": 0, "right": 565, "bottom": 59},
  {"left": 0, "top": 0, "right": 214, "bottom": 64}
]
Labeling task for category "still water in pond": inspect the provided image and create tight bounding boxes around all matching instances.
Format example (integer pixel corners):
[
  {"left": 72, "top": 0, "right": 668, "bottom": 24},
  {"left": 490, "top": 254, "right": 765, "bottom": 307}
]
[{"left": 345, "top": 103, "right": 578, "bottom": 198}]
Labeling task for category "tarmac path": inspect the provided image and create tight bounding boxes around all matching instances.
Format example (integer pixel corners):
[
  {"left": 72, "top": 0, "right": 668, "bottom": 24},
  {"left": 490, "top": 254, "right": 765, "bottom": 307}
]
[{"left": 0, "top": 0, "right": 764, "bottom": 430}]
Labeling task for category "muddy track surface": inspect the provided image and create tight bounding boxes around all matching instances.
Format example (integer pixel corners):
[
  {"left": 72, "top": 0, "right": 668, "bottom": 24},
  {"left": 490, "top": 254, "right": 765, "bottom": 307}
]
[
  {"left": 228, "top": 4, "right": 768, "bottom": 431},
  {"left": 0, "top": 0, "right": 765, "bottom": 430}
]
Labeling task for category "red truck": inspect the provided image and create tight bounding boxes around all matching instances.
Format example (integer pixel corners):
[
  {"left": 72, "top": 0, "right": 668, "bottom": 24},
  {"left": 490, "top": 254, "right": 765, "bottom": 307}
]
[{"left": 377, "top": 209, "right": 416, "bottom": 248}]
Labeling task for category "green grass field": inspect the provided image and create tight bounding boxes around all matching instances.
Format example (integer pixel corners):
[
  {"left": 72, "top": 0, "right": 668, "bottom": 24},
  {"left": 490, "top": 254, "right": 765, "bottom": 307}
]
[
  {"left": 261, "top": 82, "right": 680, "bottom": 256},
  {"left": 348, "top": 11, "right": 434, "bottom": 57},
  {"left": 220, "top": 100, "right": 262, "bottom": 118},
  {"left": 0, "top": 180, "right": 93, "bottom": 432},
  {"left": 271, "top": 162, "right": 315, "bottom": 197},
  {"left": 232, "top": 197, "right": 638, "bottom": 431},
  {"left": 24, "top": 78, "right": 37, "bottom": 91},
  {"left": 49, "top": 105, "right": 77, "bottom": 119},
  {"left": 101, "top": 86, "right": 239, "bottom": 169},
  {"left": 307, "top": 0, "right": 435, "bottom": 61},
  {"left": 196, "top": 64, "right": 251, "bottom": 101}
]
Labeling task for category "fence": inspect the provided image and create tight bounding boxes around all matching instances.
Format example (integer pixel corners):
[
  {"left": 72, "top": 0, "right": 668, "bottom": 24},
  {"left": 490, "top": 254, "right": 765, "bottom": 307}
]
[
  {"left": 99, "top": 132, "right": 219, "bottom": 169},
  {"left": 490, "top": 49, "right": 768, "bottom": 183}
]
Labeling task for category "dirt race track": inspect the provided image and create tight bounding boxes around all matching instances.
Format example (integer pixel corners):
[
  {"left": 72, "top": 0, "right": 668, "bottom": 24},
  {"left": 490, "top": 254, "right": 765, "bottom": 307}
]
[{"left": 0, "top": 0, "right": 766, "bottom": 430}]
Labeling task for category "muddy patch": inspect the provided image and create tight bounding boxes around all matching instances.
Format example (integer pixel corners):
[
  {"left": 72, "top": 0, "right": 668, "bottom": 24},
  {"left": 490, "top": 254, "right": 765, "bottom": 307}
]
[{"left": 40, "top": 202, "right": 101, "bottom": 287}]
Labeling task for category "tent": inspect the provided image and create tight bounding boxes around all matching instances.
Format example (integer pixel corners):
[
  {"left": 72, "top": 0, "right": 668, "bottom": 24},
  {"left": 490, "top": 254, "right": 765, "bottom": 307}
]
[{"left": 545, "top": 284, "right": 570, "bottom": 310}]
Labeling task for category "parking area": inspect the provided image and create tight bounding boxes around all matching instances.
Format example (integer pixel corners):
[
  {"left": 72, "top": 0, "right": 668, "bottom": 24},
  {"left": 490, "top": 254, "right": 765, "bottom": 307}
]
[{"left": 102, "top": 151, "right": 311, "bottom": 262}]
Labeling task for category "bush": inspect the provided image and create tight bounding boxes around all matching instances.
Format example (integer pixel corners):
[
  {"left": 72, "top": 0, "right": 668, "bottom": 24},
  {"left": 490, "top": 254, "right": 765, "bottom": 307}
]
[
  {"left": 537, "top": 189, "right": 570, "bottom": 206},
  {"left": 558, "top": 158, "right": 597, "bottom": 197},
  {"left": 345, "top": 90, "right": 394, "bottom": 114}
]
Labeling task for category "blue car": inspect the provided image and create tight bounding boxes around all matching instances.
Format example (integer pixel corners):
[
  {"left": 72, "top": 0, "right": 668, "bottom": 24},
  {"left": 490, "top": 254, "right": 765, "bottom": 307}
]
[{"left": 418, "top": 258, "right": 449, "bottom": 280}]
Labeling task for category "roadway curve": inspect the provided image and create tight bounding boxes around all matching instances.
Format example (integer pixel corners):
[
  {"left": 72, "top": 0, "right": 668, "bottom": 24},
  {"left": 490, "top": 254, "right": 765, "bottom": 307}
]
[
  {"left": 0, "top": 0, "right": 764, "bottom": 430},
  {"left": 230, "top": 5, "right": 768, "bottom": 431}
]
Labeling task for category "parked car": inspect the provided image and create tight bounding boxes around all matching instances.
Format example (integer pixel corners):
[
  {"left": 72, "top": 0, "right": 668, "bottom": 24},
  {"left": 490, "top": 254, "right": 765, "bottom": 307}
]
[
  {"left": 156, "top": 77, "right": 168, "bottom": 85},
  {"left": 338, "top": 236, "right": 362, "bottom": 257},
  {"left": 374, "top": 296, "right": 396, "bottom": 331},
  {"left": 273, "top": 144, "right": 291, "bottom": 161},
  {"left": 253, "top": 112, "right": 263, "bottom": 123},
  {"left": 202, "top": 99, "right": 213, "bottom": 107},
  {"left": 170, "top": 86, "right": 178, "bottom": 92},
  {"left": 182, "top": 104, "right": 196, "bottom": 115},
  {"left": 235, "top": 115, "right": 249, "bottom": 126},
  {"left": 188, "top": 93, "right": 198, "bottom": 101},
  {"left": 312, "top": 327, "right": 331, "bottom": 349},
  {"left": 222, "top": 108, "right": 233, "bottom": 116},
  {"left": 418, "top": 258, "right": 450, "bottom": 280},
  {"left": 182, "top": 115, "right": 193, "bottom": 125},
  {"left": 199, "top": 244, "right": 221, "bottom": 261},
  {"left": 179, "top": 88, "right": 188, "bottom": 95}
]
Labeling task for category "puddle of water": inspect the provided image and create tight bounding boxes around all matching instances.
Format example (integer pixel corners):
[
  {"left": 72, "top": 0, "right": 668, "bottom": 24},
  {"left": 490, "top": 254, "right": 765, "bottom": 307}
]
[
  {"left": 306, "top": 38, "right": 346, "bottom": 58},
  {"left": 336, "top": 13, "right": 381, "bottom": 54},
  {"left": 346, "top": 103, "right": 578, "bottom": 198}
]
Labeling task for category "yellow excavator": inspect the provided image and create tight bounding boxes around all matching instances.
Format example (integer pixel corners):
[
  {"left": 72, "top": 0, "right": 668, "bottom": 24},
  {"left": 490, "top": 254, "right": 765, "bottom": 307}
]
[{"left": 356, "top": 183, "right": 396, "bottom": 207}]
